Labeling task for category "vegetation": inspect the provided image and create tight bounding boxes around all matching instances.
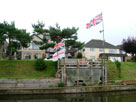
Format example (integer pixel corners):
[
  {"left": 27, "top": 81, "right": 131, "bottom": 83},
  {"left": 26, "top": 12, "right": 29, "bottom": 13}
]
[
  {"left": 106, "top": 61, "right": 136, "bottom": 81},
  {"left": 114, "top": 60, "right": 121, "bottom": 78},
  {"left": 34, "top": 58, "right": 46, "bottom": 71},
  {"left": 0, "top": 21, "right": 32, "bottom": 60},
  {"left": 49, "top": 24, "right": 84, "bottom": 56},
  {"left": 32, "top": 21, "right": 55, "bottom": 50},
  {"left": 0, "top": 60, "right": 57, "bottom": 78},
  {"left": 57, "top": 83, "right": 64, "bottom": 87},
  {"left": 76, "top": 52, "right": 82, "bottom": 58},
  {"left": 122, "top": 36, "right": 136, "bottom": 61}
]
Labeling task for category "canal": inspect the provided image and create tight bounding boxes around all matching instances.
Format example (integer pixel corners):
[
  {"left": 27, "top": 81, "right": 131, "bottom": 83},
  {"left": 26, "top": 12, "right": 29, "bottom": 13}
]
[{"left": 0, "top": 91, "right": 136, "bottom": 102}]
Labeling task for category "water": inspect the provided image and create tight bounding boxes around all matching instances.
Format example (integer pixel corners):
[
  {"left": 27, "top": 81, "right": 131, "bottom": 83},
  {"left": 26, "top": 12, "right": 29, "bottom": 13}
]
[{"left": 0, "top": 91, "right": 136, "bottom": 102}]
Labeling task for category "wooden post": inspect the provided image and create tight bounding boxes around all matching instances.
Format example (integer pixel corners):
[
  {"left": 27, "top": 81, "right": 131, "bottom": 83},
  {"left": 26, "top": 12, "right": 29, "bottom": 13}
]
[
  {"left": 56, "top": 59, "right": 60, "bottom": 78},
  {"left": 63, "top": 58, "right": 66, "bottom": 85},
  {"left": 101, "top": 59, "right": 105, "bottom": 84},
  {"left": 77, "top": 59, "right": 80, "bottom": 86},
  {"left": 90, "top": 59, "right": 93, "bottom": 85}
]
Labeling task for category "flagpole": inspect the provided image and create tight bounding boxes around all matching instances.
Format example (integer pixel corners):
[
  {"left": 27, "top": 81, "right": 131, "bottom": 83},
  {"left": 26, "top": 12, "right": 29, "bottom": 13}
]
[{"left": 102, "top": 12, "right": 106, "bottom": 85}]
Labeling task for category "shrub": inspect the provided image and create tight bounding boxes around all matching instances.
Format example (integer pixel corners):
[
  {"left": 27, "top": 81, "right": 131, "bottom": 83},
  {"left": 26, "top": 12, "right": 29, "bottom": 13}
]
[
  {"left": 76, "top": 52, "right": 82, "bottom": 58},
  {"left": 115, "top": 60, "right": 121, "bottom": 78},
  {"left": 58, "top": 83, "right": 64, "bottom": 87},
  {"left": 35, "top": 58, "right": 46, "bottom": 71}
]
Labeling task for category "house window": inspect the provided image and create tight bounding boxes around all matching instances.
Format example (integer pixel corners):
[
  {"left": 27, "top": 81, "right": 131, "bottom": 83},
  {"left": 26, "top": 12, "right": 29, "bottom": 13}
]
[
  {"left": 24, "top": 53, "right": 31, "bottom": 59},
  {"left": 44, "top": 35, "right": 50, "bottom": 40},
  {"left": 90, "top": 56, "right": 95, "bottom": 60},
  {"left": 99, "top": 48, "right": 104, "bottom": 52},
  {"left": 109, "top": 49, "right": 117, "bottom": 53},
  {"left": 29, "top": 42, "right": 40, "bottom": 50},
  {"left": 34, "top": 53, "right": 40, "bottom": 59},
  {"left": 90, "top": 48, "right": 95, "bottom": 52}
]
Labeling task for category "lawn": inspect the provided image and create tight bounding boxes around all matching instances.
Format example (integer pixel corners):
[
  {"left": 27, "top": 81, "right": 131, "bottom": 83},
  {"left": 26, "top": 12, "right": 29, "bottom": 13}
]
[
  {"left": 0, "top": 60, "right": 57, "bottom": 78},
  {"left": 106, "top": 61, "right": 136, "bottom": 81}
]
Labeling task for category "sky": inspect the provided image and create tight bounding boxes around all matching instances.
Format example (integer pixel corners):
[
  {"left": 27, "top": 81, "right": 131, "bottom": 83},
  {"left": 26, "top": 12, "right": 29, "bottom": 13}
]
[{"left": 0, "top": 0, "right": 136, "bottom": 45}]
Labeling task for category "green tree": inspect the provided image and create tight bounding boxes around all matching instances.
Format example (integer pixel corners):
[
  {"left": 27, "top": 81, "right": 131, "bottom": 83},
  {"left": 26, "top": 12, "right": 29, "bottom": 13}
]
[
  {"left": 32, "top": 21, "right": 55, "bottom": 51},
  {"left": 0, "top": 22, "right": 7, "bottom": 59},
  {"left": 0, "top": 21, "right": 32, "bottom": 60},
  {"left": 121, "top": 37, "right": 136, "bottom": 60},
  {"left": 49, "top": 24, "right": 84, "bottom": 56}
]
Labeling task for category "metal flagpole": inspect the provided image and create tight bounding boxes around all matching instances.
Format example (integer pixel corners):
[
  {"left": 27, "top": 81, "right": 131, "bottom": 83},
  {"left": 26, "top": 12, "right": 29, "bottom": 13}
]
[{"left": 100, "top": 12, "right": 105, "bottom": 85}]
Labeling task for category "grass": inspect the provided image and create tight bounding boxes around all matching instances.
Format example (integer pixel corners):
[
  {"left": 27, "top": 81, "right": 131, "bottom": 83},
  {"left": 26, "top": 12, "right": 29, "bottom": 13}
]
[
  {"left": 106, "top": 61, "right": 136, "bottom": 81},
  {"left": 0, "top": 60, "right": 57, "bottom": 78},
  {"left": 0, "top": 60, "right": 136, "bottom": 81}
]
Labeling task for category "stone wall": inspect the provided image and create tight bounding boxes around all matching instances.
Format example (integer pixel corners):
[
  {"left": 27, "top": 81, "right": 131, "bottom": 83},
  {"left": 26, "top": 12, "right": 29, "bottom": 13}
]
[
  {"left": 0, "top": 78, "right": 61, "bottom": 88},
  {"left": 66, "top": 68, "right": 102, "bottom": 86}
]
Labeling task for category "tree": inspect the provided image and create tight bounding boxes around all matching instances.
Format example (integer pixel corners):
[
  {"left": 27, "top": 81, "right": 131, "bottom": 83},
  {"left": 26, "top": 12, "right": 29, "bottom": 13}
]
[
  {"left": 0, "top": 21, "right": 32, "bottom": 60},
  {"left": 32, "top": 21, "right": 55, "bottom": 51},
  {"left": 49, "top": 24, "right": 84, "bottom": 56},
  {"left": 121, "top": 37, "right": 136, "bottom": 60},
  {"left": 0, "top": 22, "right": 7, "bottom": 59}
]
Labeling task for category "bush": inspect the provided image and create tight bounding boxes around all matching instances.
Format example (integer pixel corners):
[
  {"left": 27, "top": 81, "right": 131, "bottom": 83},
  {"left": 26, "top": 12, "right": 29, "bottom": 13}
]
[
  {"left": 35, "top": 58, "right": 46, "bottom": 71},
  {"left": 76, "top": 52, "right": 82, "bottom": 58},
  {"left": 115, "top": 60, "right": 121, "bottom": 78},
  {"left": 57, "top": 83, "right": 64, "bottom": 87}
]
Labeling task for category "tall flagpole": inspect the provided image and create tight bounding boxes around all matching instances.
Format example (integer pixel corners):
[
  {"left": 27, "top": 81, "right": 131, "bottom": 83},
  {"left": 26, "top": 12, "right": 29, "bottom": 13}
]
[{"left": 100, "top": 12, "right": 105, "bottom": 85}]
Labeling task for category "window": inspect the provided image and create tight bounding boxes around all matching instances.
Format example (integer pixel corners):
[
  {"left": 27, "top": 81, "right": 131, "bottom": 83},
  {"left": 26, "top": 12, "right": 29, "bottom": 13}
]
[
  {"left": 29, "top": 42, "right": 40, "bottom": 50},
  {"left": 24, "top": 53, "right": 31, "bottom": 59},
  {"left": 34, "top": 53, "right": 40, "bottom": 59},
  {"left": 99, "top": 48, "right": 104, "bottom": 52},
  {"left": 109, "top": 49, "right": 117, "bottom": 53},
  {"left": 44, "top": 35, "right": 50, "bottom": 40},
  {"left": 90, "top": 48, "right": 95, "bottom": 52},
  {"left": 90, "top": 56, "right": 95, "bottom": 60}
]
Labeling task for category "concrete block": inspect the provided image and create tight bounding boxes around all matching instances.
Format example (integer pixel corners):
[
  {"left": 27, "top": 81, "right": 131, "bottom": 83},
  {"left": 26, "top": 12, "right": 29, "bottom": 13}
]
[
  {"left": 0, "top": 84, "right": 16, "bottom": 88},
  {"left": 0, "top": 79, "right": 17, "bottom": 84},
  {"left": 16, "top": 83, "right": 25, "bottom": 88},
  {"left": 24, "top": 84, "right": 40, "bottom": 88},
  {"left": 17, "top": 79, "right": 40, "bottom": 84}
]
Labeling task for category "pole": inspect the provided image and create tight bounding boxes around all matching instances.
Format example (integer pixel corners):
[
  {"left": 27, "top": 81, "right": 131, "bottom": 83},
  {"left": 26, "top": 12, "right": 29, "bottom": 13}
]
[
  {"left": 100, "top": 12, "right": 105, "bottom": 85},
  {"left": 102, "top": 12, "right": 105, "bottom": 85}
]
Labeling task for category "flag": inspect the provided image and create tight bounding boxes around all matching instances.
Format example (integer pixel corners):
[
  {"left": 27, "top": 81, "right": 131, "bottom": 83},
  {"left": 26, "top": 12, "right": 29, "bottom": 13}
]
[
  {"left": 52, "top": 39, "right": 65, "bottom": 61},
  {"left": 52, "top": 48, "right": 65, "bottom": 61},
  {"left": 86, "top": 13, "right": 103, "bottom": 29},
  {"left": 54, "top": 39, "right": 65, "bottom": 52}
]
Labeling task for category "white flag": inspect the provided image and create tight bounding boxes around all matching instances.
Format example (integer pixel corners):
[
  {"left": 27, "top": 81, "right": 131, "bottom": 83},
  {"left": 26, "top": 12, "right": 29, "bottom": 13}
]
[{"left": 51, "top": 48, "right": 65, "bottom": 61}]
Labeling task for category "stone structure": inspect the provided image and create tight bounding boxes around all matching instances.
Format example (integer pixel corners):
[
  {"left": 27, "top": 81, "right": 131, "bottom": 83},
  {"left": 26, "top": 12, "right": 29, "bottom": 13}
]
[
  {"left": 57, "top": 58, "right": 107, "bottom": 86},
  {"left": 0, "top": 78, "right": 60, "bottom": 88}
]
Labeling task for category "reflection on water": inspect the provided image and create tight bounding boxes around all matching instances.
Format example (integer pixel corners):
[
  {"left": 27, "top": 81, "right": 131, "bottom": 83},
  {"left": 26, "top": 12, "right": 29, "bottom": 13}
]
[{"left": 0, "top": 91, "right": 136, "bottom": 102}]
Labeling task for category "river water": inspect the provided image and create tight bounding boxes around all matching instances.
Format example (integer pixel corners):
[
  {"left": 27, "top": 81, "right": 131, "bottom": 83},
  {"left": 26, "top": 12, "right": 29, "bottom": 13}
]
[{"left": 0, "top": 91, "right": 136, "bottom": 102}]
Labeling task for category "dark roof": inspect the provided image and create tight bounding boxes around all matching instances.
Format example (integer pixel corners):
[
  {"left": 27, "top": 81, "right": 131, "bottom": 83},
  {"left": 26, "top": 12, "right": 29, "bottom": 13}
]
[
  {"left": 84, "top": 39, "right": 118, "bottom": 49},
  {"left": 116, "top": 45, "right": 122, "bottom": 49}
]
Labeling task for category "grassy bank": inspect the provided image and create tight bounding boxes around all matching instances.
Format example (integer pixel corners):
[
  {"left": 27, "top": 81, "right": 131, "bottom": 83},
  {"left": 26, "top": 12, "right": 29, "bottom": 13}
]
[
  {"left": 106, "top": 61, "right": 136, "bottom": 81},
  {"left": 0, "top": 60, "right": 57, "bottom": 78},
  {"left": 0, "top": 60, "right": 136, "bottom": 80}
]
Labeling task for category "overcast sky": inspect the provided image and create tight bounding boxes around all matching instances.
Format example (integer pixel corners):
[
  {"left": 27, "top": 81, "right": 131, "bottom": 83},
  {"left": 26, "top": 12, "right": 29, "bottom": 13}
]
[{"left": 0, "top": 0, "right": 136, "bottom": 45}]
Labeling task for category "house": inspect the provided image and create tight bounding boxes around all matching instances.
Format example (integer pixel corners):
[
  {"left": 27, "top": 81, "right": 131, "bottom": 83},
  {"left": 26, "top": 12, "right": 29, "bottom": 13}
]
[
  {"left": 0, "top": 41, "right": 8, "bottom": 59},
  {"left": 82, "top": 39, "right": 127, "bottom": 62},
  {"left": 18, "top": 33, "right": 54, "bottom": 60}
]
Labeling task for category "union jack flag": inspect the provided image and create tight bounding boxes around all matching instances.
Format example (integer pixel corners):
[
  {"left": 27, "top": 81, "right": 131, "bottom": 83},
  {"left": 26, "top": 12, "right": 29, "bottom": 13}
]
[
  {"left": 86, "top": 13, "right": 103, "bottom": 29},
  {"left": 54, "top": 39, "right": 65, "bottom": 52}
]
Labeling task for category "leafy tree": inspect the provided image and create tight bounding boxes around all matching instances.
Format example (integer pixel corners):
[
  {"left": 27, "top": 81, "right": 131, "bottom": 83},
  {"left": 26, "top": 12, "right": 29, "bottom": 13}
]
[
  {"left": 121, "top": 37, "right": 136, "bottom": 60},
  {"left": 0, "top": 21, "right": 32, "bottom": 60},
  {"left": 49, "top": 24, "right": 84, "bottom": 56},
  {"left": 0, "top": 22, "right": 7, "bottom": 59},
  {"left": 32, "top": 21, "right": 55, "bottom": 51}
]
